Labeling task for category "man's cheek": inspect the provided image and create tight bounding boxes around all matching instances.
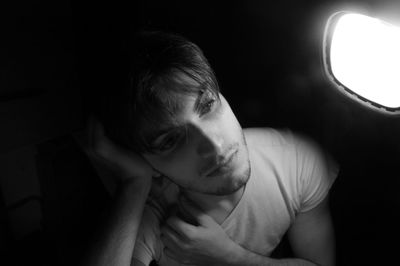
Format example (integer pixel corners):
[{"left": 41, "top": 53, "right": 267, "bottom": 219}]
[{"left": 156, "top": 158, "right": 193, "bottom": 180}]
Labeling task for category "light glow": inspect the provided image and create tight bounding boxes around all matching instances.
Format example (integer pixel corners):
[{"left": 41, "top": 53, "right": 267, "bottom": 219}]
[{"left": 329, "top": 13, "right": 400, "bottom": 109}]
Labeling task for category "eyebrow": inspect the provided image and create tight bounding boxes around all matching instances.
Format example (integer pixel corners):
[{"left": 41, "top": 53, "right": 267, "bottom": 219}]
[
  {"left": 193, "top": 89, "right": 205, "bottom": 114},
  {"left": 149, "top": 88, "right": 209, "bottom": 146},
  {"left": 150, "top": 124, "right": 179, "bottom": 144},
  {"left": 148, "top": 115, "right": 187, "bottom": 147}
]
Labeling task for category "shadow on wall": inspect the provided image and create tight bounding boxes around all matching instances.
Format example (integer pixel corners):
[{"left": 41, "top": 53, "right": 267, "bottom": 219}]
[{"left": 0, "top": 135, "right": 110, "bottom": 266}]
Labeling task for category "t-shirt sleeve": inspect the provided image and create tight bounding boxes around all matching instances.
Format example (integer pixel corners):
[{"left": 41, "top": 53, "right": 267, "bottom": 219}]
[
  {"left": 131, "top": 205, "right": 163, "bottom": 265},
  {"left": 131, "top": 180, "right": 179, "bottom": 265},
  {"left": 294, "top": 135, "right": 340, "bottom": 213}
]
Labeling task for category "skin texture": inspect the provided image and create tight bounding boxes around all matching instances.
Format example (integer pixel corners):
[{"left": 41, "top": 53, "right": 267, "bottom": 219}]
[
  {"left": 83, "top": 119, "right": 154, "bottom": 266},
  {"left": 143, "top": 86, "right": 253, "bottom": 225},
  {"left": 143, "top": 91, "right": 251, "bottom": 196}
]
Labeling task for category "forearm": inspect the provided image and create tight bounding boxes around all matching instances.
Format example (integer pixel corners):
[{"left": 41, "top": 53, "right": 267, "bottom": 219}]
[
  {"left": 84, "top": 180, "right": 151, "bottom": 266},
  {"left": 227, "top": 244, "right": 318, "bottom": 266}
]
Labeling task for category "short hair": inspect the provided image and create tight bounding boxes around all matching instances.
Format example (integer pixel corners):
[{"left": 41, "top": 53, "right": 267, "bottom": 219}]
[{"left": 96, "top": 31, "right": 220, "bottom": 153}]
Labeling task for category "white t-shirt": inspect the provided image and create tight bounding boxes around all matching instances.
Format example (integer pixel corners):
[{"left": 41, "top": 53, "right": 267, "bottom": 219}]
[{"left": 132, "top": 128, "right": 339, "bottom": 265}]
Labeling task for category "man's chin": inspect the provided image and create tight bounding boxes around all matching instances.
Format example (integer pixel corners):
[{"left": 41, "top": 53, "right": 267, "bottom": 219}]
[
  {"left": 182, "top": 158, "right": 251, "bottom": 196},
  {"left": 208, "top": 162, "right": 251, "bottom": 196}
]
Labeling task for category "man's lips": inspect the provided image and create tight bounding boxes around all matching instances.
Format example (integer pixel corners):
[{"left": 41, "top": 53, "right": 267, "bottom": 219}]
[{"left": 201, "top": 149, "right": 238, "bottom": 178}]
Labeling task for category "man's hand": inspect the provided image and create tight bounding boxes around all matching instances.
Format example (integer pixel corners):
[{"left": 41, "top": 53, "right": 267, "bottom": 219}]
[
  {"left": 86, "top": 117, "right": 155, "bottom": 188},
  {"left": 160, "top": 197, "right": 239, "bottom": 266},
  {"left": 82, "top": 117, "right": 158, "bottom": 266},
  {"left": 160, "top": 198, "right": 321, "bottom": 266}
]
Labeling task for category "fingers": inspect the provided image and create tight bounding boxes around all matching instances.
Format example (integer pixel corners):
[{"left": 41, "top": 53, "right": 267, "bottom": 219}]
[
  {"left": 179, "top": 196, "right": 215, "bottom": 226},
  {"left": 85, "top": 116, "right": 154, "bottom": 181},
  {"left": 86, "top": 116, "right": 130, "bottom": 162},
  {"left": 161, "top": 225, "right": 183, "bottom": 249},
  {"left": 86, "top": 116, "right": 113, "bottom": 159},
  {"left": 164, "top": 215, "right": 196, "bottom": 240},
  {"left": 86, "top": 116, "right": 106, "bottom": 146},
  {"left": 161, "top": 221, "right": 187, "bottom": 254},
  {"left": 161, "top": 224, "right": 195, "bottom": 265}
]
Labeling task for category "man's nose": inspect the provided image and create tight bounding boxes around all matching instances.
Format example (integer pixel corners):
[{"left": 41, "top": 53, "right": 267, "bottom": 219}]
[{"left": 196, "top": 129, "right": 224, "bottom": 159}]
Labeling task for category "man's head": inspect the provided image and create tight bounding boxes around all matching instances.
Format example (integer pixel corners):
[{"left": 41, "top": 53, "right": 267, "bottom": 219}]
[{"left": 98, "top": 31, "right": 250, "bottom": 195}]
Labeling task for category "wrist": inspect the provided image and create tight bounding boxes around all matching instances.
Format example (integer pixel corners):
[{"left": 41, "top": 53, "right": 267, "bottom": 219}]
[
  {"left": 225, "top": 244, "right": 275, "bottom": 266},
  {"left": 227, "top": 247, "right": 317, "bottom": 266},
  {"left": 223, "top": 242, "right": 252, "bottom": 266}
]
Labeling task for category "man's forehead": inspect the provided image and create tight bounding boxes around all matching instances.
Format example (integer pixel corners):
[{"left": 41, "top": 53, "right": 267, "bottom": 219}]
[
  {"left": 143, "top": 91, "right": 201, "bottom": 142},
  {"left": 148, "top": 92, "right": 198, "bottom": 135},
  {"left": 171, "top": 70, "right": 201, "bottom": 87},
  {"left": 141, "top": 70, "right": 216, "bottom": 142}
]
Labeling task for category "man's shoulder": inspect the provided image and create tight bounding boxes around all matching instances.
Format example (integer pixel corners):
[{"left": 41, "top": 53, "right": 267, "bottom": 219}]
[
  {"left": 243, "top": 127, "right": 296, "bottom": 148},
  {"left": 243, "top": 127, "right": 319, "bottom": 150}
]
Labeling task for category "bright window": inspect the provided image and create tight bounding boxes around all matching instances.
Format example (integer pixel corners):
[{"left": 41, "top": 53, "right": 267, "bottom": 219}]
[{"left": 325, "top": 12, "right": 400, "bottom": 111}]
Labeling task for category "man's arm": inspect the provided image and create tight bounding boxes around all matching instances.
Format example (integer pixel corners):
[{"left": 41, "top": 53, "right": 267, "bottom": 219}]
[
  {"left": 287, "top": 196, "right": 335, "bottom": 266},
  {"left": 82, "top": 119, "right": 154, "bottom": 266},
  {"left": 84, "top": 180, "right": 151, "bottom": 266},
  {"left": 161, "top": 197, "right": 334, "bottom": 266},
  {"left": 227, "top": 196, "right": 334, "bottom": 266}
]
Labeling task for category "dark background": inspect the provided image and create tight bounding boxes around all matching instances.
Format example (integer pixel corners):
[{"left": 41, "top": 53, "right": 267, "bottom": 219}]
[{"left": 1, "top": 0, "right": 400, "bottom": 265}]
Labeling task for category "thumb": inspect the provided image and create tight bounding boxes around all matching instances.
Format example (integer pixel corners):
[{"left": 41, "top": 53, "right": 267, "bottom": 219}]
[
  {"left": 179, "top": 195, "right": 215, "bottom": 227},
  {"left": 86, "top": 116, "right": 113, "bottom": 159}
]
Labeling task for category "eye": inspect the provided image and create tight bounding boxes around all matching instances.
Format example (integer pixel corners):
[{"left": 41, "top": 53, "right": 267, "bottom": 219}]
[
  {"left": 157, "top": 131, "right": 183, "bottom": 152},
  {"left": 200, "top": 97, "right": 217, "bottom": 116}
]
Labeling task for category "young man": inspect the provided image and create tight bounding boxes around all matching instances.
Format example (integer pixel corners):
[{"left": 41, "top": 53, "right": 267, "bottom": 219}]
[{"left": 85, "top": 31, "right": 339, "bottom": 266}]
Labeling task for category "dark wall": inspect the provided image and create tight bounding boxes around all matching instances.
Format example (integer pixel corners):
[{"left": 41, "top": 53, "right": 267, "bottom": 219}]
[
  {"left": 0, "top": 1, "right": 83, "bottom": 153},
  {"left": 1, "top": 0, "right": 400, "bottom": 265}
]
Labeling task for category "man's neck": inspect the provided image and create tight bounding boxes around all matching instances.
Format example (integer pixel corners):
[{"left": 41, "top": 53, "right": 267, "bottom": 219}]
[{"left": 180, "top": 186, "right": 245, "bottom": 224}]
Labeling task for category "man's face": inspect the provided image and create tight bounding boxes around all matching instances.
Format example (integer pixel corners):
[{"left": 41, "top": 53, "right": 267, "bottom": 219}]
[{"left": 142, "top": 76, "right": 250, "bottom": 195}]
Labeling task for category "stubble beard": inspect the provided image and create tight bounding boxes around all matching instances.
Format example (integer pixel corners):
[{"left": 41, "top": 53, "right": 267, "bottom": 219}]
[{"left": 189, "top": 131, "right": 251, "bottom": 196}]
